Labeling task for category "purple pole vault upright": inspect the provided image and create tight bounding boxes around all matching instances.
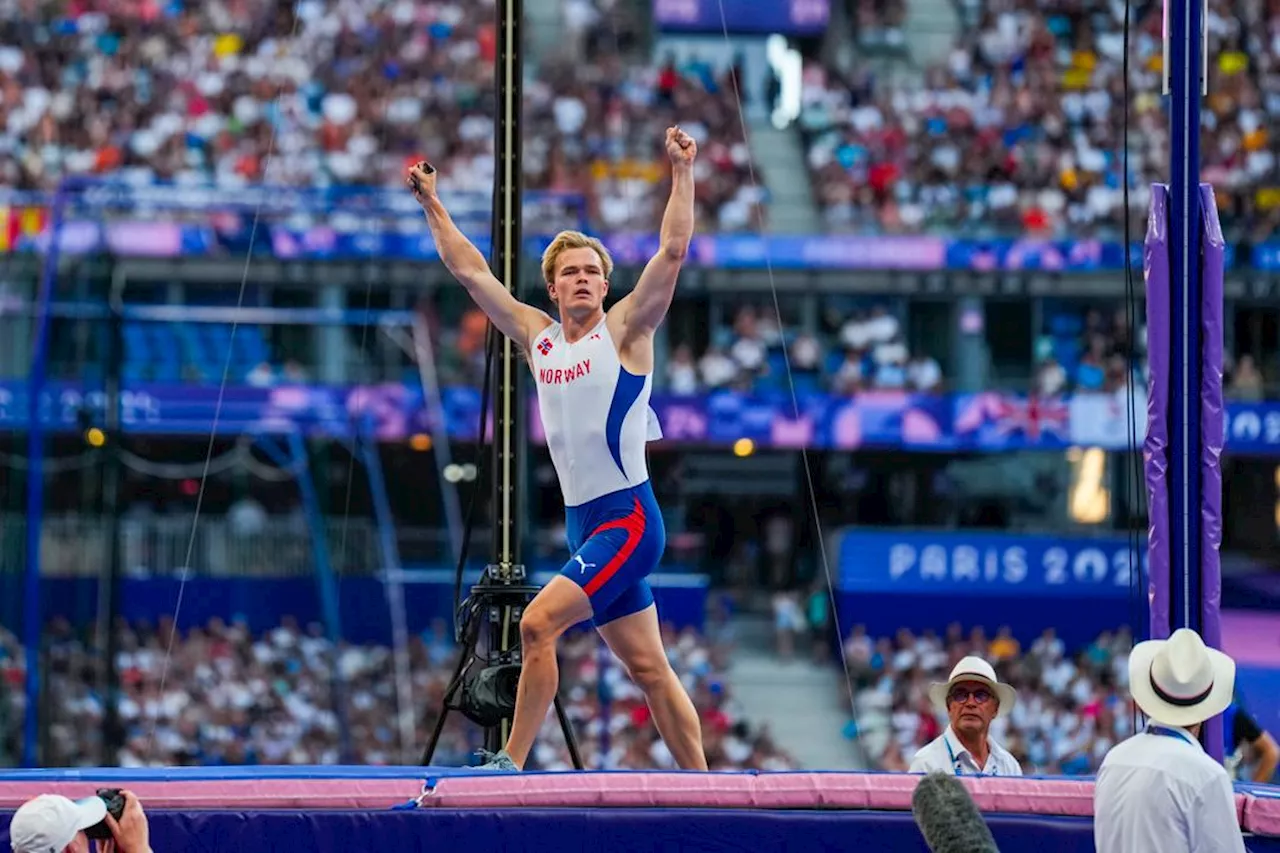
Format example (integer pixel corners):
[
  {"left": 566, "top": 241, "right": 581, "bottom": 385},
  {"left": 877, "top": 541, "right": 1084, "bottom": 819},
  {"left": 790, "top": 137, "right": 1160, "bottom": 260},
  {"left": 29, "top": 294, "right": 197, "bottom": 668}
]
[
  {"left": 1145, "top": 179, "right": 1226, "bottom": 764},
  {"left": 1148, "top": 0, "right": 1226, "bottom": 762}
]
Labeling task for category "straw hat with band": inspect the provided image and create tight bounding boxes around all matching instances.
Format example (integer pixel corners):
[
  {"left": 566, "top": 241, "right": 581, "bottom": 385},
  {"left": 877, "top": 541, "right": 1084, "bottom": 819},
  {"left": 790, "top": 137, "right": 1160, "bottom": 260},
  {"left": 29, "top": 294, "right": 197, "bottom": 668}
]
[
  {"left": 928, "top": 656, "right": 1018, "bottom": 719},
  {"left": 1129, "top": 628, "right": 1235, "bottom": 728}
]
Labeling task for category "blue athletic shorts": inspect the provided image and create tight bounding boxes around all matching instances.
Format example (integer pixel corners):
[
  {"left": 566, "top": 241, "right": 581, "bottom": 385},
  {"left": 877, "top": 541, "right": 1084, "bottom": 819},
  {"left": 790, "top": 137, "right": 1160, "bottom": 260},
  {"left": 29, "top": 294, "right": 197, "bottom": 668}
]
[{"left": 560, "top": 480, "right": 665, "bottom": 627}]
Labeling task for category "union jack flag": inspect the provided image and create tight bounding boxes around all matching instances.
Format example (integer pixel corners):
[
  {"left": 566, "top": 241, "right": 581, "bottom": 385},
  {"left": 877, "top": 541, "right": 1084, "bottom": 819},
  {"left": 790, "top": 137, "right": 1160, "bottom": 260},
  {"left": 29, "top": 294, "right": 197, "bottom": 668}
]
[
  {"left": 990, "top": 395, "right": 1069, "bottom": 441},
  {"left": 537, "top": 337, "right": 553, "bottom": 355}
]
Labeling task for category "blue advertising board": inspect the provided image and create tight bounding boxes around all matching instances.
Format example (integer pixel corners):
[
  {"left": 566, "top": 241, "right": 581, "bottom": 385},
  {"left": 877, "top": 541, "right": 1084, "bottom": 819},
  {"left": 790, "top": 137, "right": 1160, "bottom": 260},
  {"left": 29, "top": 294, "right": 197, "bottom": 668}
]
[
  {"left": 1224, "top": 403, "right": 1280, "bottom": 453},
  {"left": 835, "top": 530, "right": 1148, "bottom": 649},
  {"left": 838, "top": 530, "right": 1144, "bottom": 595}
]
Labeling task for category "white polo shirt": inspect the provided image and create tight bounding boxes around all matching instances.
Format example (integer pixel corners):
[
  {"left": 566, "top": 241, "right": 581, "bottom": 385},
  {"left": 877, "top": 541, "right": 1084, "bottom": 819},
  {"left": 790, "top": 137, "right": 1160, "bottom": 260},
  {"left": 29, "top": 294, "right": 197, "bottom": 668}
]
[
  {"left": 1094, "top": 724, "right": 1245, "bottom": 853},
  {"left": 908, "top": 726, "right": 1023, "bottom": 776}
]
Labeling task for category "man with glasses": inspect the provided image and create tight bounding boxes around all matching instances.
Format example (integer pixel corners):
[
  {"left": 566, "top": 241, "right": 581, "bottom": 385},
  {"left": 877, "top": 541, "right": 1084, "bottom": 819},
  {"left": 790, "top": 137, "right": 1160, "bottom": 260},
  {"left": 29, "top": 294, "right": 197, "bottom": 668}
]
[{"left": 908, "top": 656, "right": 1023, "bottom": 776}]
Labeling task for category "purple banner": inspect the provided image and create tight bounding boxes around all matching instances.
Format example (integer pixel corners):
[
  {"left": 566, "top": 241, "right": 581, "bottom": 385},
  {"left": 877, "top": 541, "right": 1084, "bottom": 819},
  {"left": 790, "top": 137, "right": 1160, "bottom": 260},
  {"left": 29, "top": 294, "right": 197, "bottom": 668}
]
[
  {"left": 0, "top": 382, "right": 958, "bottom": 449},
  {"left": 1200, "top": 183, "right": 1226, "bottom": 762},
  {"left": 1145, "top": 184, "right": 1172, "bottom": 644}
]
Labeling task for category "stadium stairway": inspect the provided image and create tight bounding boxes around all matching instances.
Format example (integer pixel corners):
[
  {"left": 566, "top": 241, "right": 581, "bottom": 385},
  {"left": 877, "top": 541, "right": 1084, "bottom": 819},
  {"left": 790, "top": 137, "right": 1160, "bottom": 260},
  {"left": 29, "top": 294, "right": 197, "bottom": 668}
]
[
  {"left": 749, "top": 122, "right": 823, "bottom": 234},
  {"left": 901, "top": 0, "right": 961, "bottom": 69},
  {"left": 728, "top": 612, "right": 866, "bottom": 770},
  {"left": 525, "top": 0, "right": 562, "bottom": 60}
]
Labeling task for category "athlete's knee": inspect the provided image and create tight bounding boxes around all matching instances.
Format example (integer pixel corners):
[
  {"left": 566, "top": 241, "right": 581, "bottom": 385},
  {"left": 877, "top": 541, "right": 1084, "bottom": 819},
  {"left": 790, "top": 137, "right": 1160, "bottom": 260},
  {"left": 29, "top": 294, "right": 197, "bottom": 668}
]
[
  {"left": 519, "top": 606, "right": 564, "bottom": 650},
  {"left": 625, "top": 654, "right": 675, "bottom": 693}
]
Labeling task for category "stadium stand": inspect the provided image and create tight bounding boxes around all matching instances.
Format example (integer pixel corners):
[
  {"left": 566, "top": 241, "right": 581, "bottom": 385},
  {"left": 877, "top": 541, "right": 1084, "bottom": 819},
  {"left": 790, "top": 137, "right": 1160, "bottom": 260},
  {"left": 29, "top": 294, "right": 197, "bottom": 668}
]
[
  {"left": 0, "top": 617, "right": 795, "bottom": 772},
  {"left": 0, "top": 0, "right": 764, "bottom": 233},
  {"left": 801, "top": 0, "right": 1275, "bottom": 239}
]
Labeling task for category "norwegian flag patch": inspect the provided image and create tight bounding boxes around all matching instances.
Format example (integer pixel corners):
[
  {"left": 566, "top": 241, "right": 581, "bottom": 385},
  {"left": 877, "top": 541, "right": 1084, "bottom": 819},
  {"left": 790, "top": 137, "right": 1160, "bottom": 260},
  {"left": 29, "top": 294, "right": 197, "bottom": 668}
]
[{"left": 537, "top": 337, "right": 553, "bottom": 355}]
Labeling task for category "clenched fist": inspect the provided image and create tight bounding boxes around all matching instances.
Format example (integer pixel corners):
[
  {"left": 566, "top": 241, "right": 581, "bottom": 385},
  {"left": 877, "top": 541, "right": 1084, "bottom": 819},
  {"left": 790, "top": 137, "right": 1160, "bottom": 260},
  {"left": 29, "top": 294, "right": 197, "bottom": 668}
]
[
  {"left": 665, "top": 127, "right": 697, "bottom": 167},
  {"left": 406, "top": 161, "right": 438, "bottom": 206}
]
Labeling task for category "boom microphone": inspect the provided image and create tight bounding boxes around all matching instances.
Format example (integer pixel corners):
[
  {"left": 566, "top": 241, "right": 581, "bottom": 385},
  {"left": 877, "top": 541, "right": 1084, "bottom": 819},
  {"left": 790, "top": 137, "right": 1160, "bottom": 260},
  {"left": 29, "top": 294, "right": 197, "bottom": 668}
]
[{"left": 911, "top": 772, "right": 1001, "bottom": 853}]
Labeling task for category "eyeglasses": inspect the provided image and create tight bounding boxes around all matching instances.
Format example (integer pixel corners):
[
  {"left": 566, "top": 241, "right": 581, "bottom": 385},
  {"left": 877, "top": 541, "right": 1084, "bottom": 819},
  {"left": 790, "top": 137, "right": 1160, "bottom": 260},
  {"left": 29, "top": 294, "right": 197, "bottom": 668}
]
[{"left": 948, "top": 687, "right": 993, "bottom": 705}]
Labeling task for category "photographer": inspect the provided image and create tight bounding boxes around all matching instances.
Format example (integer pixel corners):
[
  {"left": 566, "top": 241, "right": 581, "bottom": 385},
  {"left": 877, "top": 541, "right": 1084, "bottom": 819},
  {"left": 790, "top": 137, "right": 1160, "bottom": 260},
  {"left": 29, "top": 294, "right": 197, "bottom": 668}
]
[{"left": 9, "top": 789, "right": 152, "bottom": 853}]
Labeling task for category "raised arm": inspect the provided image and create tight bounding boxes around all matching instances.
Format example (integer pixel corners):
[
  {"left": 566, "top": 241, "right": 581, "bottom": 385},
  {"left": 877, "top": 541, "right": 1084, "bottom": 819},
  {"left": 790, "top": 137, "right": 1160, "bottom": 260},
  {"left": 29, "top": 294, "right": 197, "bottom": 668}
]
[
  {"left": 616, "top": 127, "right": 697, "bottom": 337},
  {"left": 408, "top": 162, "right": 550, "bottom": 348}
]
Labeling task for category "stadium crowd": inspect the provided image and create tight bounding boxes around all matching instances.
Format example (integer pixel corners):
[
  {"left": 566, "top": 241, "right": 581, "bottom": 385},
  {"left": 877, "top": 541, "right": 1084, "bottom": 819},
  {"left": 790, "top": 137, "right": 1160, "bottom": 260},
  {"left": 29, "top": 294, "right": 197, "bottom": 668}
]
[
  {"left": 667, "top": 302, "right": 942, "bottom": 396},
  {"left": 845, "top": 622, "right": 1141, "bottom": 775},
  {"left": 8, "top": 0, "right": 1280, "bottom": 242},
  {"left": 1034, "top": 303, "right": 1144, "bottom": 397},
  {"left": 0, "top": 0, "right": 762, "bottom": 233},
  {"left": 801, "top": 0, "right": 1280, "bottom": 239},
  {"left": 0, "top": 615, "right": 795, "bottom": 772}
]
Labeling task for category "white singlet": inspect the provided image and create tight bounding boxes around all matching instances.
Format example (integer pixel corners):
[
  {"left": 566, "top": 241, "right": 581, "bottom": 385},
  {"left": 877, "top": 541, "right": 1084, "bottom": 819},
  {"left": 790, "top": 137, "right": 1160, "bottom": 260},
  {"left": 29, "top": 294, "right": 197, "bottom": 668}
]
[{"left": 529, "top": 317, "right": 661, "bottom": 507}]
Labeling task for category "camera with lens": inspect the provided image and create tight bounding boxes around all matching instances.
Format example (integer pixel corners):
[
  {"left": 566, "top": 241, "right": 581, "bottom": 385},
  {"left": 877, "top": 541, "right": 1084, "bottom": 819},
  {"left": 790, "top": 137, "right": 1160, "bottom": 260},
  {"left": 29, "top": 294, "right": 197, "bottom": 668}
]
[{"left": 84, "top": 789, "right": 126, "bottom": 840}]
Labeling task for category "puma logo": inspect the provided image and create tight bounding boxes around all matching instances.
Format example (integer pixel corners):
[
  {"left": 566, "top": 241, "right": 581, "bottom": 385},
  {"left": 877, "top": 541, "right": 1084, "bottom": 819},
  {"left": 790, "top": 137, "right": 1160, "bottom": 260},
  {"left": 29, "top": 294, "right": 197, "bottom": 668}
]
[{"left": 572, "top": 555, "right": 596, "bottom": 574}]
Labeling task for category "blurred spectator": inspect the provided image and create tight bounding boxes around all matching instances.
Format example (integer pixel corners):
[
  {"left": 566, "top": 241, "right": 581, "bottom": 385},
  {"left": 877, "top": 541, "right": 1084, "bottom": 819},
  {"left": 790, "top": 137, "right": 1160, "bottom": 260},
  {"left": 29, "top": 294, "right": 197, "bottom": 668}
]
[
  {"left": 667, "top": 343, "right": 701, "bottom": 395},
  {"left": 1228, "top": 354, "right": 1266, "bottom": 400},
  {"left": 697, "top": 344, "right": 739, "bottom": 389},
  {"left": 1034, "top": 356, "right": 1068, "bottom": 396},
  {"left": 772, "top": 591, "right": 804, "bottom": 659},
  {"left": 907, "top": 353, "right": 943, "bottom": 392},
  {"left": 854, "top": 0, "right": 908, "bottom": 52},
  {"left": 989, "top": 626, "right": 1021, "bottom": 662},
  {"left": 805, "top": 584, "right": 833, "bottom": 664}
]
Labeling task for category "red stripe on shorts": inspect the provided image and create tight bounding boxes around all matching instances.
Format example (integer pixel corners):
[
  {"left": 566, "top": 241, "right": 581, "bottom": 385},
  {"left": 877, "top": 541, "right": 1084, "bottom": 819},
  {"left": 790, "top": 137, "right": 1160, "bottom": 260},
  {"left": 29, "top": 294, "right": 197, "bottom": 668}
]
[{"left": 581, "top": 496, "right": 646, "bottom": 598}]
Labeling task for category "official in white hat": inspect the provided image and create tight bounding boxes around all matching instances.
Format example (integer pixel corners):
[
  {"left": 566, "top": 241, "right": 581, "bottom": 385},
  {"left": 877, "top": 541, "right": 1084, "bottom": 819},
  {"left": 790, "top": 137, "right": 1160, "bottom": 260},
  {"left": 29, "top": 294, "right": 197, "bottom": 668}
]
[
  {"left": 908, "top": 655, "right": 1023, "bottom": 777},
  {"left": 7, "top": 794, "right": 106, "bottom": 853},
  {"left": 1094, "top": 628, "right": 1245, "bottom": 853}
]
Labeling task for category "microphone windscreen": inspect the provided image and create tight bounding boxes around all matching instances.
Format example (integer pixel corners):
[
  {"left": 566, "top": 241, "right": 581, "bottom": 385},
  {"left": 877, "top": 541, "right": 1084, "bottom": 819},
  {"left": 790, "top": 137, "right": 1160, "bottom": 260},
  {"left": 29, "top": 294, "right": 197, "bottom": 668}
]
[{"left": 911, "top": 772, "right": 1001, "bottom": 853}]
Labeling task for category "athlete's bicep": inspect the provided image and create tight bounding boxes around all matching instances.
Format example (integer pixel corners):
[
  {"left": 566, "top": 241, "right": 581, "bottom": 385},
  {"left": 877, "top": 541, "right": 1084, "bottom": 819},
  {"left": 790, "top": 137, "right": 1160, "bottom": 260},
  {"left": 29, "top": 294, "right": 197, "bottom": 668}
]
[{"left": 617, "top": 249, "right": 682, "bottom": 335}]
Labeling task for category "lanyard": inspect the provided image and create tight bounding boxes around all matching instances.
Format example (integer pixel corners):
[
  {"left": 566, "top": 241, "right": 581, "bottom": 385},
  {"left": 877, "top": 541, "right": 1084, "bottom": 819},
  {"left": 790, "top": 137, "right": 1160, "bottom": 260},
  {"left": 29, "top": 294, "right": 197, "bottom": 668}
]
[
  {"left": 945, "top": 735, "right": 998, "bottom": 776},
  {"left": 1147, "top": 724, "right": 1197, "bottom": 746}
]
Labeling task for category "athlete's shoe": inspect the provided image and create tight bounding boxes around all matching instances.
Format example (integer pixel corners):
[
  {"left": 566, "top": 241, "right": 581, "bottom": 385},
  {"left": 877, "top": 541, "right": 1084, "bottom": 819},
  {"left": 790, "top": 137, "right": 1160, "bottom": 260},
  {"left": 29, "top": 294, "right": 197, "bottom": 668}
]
[{"left": 474, "top": 748, "right": 519, "bottom": 771}]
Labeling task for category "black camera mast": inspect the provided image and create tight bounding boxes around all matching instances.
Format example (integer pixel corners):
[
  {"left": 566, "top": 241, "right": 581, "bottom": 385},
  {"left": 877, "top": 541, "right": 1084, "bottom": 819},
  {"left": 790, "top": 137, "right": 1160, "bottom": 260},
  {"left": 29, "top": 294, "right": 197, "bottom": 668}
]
[{"left": 419, "top": 0, "right": 582, "bottom": 768}]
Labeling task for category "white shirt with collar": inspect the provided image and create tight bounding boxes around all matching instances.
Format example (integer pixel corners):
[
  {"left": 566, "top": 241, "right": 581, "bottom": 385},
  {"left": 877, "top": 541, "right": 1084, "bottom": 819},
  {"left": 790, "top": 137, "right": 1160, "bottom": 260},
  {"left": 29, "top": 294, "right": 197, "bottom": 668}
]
[
  {"left": 908, "top": 726, "right": 1024, "bottom": 776},
  {"left": 1094, "top": 723, "right": 1246, "bottom": 853}
]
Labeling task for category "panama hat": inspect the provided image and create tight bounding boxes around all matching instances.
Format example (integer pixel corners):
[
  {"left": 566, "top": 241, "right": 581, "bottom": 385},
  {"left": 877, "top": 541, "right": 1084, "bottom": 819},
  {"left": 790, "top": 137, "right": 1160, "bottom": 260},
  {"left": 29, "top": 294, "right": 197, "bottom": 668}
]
[
  {"left": 928, "top": 656, "right": 1018, "bottom": 718},
  {"left": 1129, "top": 628, "right": 1235, "bottom": 727}
]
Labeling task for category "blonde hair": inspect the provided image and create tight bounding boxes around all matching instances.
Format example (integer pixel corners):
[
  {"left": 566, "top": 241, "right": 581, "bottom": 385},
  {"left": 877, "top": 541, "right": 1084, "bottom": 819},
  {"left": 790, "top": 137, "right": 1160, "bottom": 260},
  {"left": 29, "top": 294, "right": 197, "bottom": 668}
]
[{"left": 540, "top": 230, "right": 614, "bottom": 284}]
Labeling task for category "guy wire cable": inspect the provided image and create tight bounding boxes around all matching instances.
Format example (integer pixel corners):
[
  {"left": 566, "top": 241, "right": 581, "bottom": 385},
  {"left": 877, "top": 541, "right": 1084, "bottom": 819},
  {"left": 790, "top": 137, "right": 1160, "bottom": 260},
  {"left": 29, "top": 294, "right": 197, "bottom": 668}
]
[
  {"left": 713, "top": 2, "right": 865, "bottom": 764},
  {"left": 334, "top": 248, "right": 379, "bottom": 602},
  {"left": 452, "top": 324, "right": 499, "bottom": 642},
  {"left": 143, "top": 4, "right": 305, "bottom": 761},
  {"left": 145, "top": 4, "right": 414, "bottom": 761}
]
